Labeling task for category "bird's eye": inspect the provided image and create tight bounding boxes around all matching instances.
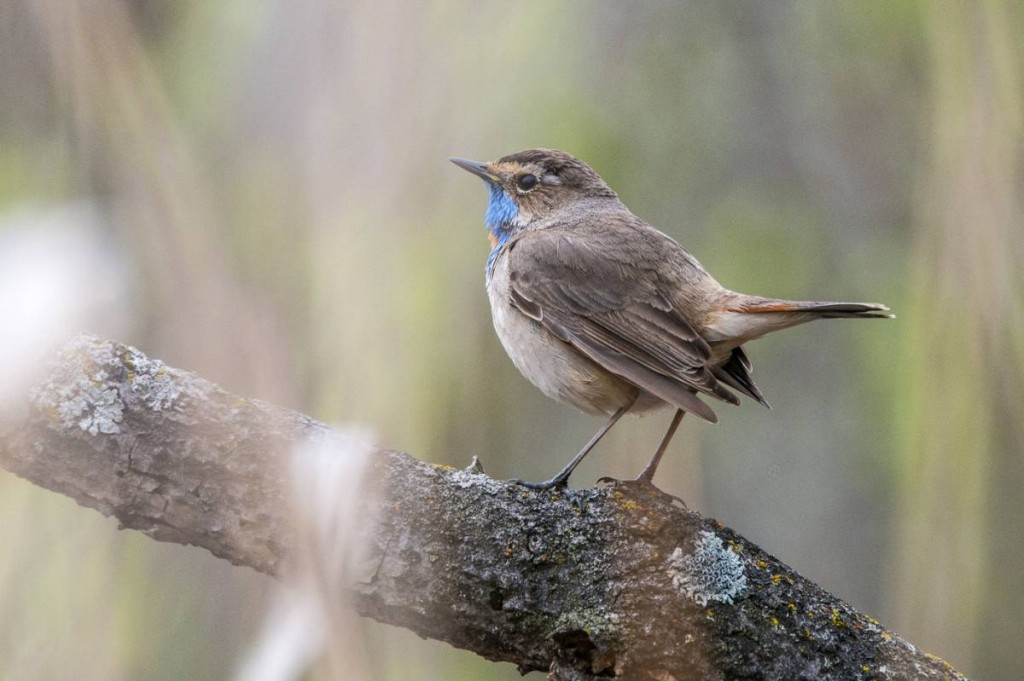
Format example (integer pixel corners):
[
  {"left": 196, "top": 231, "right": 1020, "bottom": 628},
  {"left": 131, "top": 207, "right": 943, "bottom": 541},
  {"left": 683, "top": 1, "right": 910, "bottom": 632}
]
[{"left": 516, "top": 173, "right": 538, "bottom": 191}]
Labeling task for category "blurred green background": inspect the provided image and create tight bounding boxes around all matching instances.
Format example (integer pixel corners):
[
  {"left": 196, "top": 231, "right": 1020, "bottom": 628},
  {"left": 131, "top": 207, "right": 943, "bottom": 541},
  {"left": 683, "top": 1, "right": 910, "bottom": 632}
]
[{"left": 1, "top": 1, "right": 1022, "bottom": 679}]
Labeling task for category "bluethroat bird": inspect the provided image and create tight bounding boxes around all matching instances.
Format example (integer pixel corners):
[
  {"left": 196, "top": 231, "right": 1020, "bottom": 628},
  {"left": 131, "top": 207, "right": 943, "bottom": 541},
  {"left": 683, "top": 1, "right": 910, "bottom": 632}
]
[{"left": 451, "top": 149, "right": 891, "bottom": 489}]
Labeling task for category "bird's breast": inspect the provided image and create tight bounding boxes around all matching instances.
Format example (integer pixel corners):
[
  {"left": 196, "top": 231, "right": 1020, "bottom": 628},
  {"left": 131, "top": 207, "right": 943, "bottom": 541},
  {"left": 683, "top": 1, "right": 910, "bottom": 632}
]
[{"left": 485, "top": 252, "right": 660, "bottom": 416}]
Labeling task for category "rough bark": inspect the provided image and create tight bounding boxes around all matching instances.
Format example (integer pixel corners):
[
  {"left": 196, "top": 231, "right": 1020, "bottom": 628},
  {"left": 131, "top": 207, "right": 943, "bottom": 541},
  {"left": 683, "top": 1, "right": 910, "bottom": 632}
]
[{"left": 0, "top": 336, "right": 967, "bottom": 681}]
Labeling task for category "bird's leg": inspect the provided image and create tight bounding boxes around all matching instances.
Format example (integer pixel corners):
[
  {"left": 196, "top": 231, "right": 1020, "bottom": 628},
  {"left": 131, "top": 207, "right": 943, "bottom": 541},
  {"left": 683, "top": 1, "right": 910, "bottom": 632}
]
[
  {"left": 517, "top": 394, "right": 637, "bottom": 490},
  {"left": 636, "top": 409, "right": 685, "bottom": 484}
]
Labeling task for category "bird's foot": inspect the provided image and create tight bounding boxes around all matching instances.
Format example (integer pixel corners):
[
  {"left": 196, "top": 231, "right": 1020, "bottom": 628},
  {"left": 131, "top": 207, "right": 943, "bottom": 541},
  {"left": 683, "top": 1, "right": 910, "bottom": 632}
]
[
  {"left": 635, "top": 469, "right": 656, "bottom": 485},
  {"left": 597, "top": 476, "right": 688, "bottom": 508},
  {"left": 513, "top": 474, "right": 571, "bottom": 491},
  {"left": 596, "top": 475, "right": 657, "bottom": 490}
]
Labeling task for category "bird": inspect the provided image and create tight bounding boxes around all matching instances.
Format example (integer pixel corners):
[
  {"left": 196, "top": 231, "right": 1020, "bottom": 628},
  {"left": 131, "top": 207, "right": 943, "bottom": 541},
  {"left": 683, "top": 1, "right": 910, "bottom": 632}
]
[{"left": 450, "top": 148, "right": 891, "bottom": 489}]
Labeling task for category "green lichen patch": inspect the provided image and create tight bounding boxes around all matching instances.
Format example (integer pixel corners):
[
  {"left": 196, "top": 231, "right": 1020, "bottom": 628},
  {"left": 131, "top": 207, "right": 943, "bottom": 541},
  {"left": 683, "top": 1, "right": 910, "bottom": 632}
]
[
  {"left": 122, "top": 345, "right": 181, "bottom": 411},
  {"left": 29, "top": 336, "right": 190, "bottom": 437},
  {"left": 31, "top": 335, "right": 124, "bottom": 435},
  {"left": 668, "top": 529, "right": 748, "bottom": 606}
]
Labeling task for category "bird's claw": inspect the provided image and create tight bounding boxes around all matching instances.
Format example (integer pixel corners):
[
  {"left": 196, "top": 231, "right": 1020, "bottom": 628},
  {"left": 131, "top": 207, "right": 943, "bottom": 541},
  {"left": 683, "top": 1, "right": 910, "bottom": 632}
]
[
  {"left": 513, "top": 476, "right": 570, "bottom": 491},
  {"left": 598, "top": 476, "right": 688, "bottom": 508}
]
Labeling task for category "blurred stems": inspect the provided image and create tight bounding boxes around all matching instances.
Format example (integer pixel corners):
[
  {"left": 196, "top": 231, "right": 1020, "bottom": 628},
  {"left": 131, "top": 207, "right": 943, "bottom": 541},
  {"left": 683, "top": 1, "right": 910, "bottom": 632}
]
[
  {"left": 28, "top": 0, "right": 300, "bottom": 405},
  {"left": 892, "top": 0, "right": 1024, "bottom": 672}
]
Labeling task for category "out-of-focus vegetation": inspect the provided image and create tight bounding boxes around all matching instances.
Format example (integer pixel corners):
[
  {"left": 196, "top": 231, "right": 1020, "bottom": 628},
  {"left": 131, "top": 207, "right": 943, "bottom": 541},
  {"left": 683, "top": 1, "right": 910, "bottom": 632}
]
[{"left": 0, "top": 1, "right": 1020, "bottom": 679}]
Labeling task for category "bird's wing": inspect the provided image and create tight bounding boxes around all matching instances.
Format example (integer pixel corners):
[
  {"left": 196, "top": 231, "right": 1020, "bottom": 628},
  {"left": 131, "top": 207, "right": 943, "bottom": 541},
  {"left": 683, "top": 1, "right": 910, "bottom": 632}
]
[{"left": 505, "top": 225, "right": 737, "bottom": 423}]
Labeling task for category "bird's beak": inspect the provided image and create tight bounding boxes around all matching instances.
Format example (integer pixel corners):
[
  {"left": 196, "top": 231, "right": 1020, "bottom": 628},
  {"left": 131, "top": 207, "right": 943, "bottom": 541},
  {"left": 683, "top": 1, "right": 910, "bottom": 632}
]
[{"left": 449, "top": 157, "right": 498, "bottom": 183}]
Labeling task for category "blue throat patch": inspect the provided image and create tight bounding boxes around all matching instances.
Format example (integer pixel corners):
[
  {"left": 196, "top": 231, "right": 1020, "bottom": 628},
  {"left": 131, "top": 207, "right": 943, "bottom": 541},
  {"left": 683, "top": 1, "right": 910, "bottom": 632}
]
[{"left": 483, "top": 182, "right": 518, "bottom": 279}]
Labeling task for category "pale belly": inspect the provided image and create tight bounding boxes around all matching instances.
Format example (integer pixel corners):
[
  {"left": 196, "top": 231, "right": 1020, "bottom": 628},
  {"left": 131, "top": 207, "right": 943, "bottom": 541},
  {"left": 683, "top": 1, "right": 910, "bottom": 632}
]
[{"left": 486, "top": 259, "right": 664, "bottom": 417}]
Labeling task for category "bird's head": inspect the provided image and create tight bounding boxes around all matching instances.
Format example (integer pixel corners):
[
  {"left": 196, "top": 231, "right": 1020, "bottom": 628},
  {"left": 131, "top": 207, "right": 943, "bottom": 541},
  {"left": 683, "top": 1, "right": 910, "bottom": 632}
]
[{"left": 450, "top": 149, "right": 617, "bottom": 242}]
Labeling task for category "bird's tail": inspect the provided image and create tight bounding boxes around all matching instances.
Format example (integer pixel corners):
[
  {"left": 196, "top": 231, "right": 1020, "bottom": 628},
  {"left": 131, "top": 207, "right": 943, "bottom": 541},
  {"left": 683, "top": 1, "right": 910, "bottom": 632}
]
[
  {"left": 705, "top": 295, "right": 893, "bottom": 345},
  {"left": 733, "top": 298, "right": 894, "bottom": 319}
]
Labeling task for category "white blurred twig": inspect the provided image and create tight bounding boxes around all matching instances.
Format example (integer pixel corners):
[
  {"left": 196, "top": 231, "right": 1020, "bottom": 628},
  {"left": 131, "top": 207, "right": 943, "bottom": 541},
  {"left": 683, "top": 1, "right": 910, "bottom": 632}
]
[{"left": 238, "top": 431, "right": 377, "bottom": 681}]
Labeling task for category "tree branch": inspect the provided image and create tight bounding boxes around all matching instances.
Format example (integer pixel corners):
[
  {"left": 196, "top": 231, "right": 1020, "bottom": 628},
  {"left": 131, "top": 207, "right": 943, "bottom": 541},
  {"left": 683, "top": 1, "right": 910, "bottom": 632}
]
[{"left": 0, "top": 336, "right": 967, "bottom": 680}]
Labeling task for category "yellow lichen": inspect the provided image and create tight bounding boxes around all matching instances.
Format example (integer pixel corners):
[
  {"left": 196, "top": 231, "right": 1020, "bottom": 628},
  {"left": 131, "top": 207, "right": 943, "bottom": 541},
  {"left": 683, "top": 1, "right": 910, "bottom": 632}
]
[
  {"left": 619, "top": 499, "right": 641, "bottom": 512},
  {"left": 924, "top": 652, "right": 955, "bottom": 670},
  {"left": 787, "top": 602, "right": 797, "bottom": 613},
  {"left": 769, "top": 616, "right": 779, "bottom": 627},
  {"left": 771, "top": 574, "right": 782, "bottom": 585},
  {"left": 831, "top": 608, "right": 846, "bottom": 628},
  {"left": 756, "top": 560, "right": 768, "bottom": 569},
  {"left": 123, "top": 351, "right": 136, "bottom": 382}
]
